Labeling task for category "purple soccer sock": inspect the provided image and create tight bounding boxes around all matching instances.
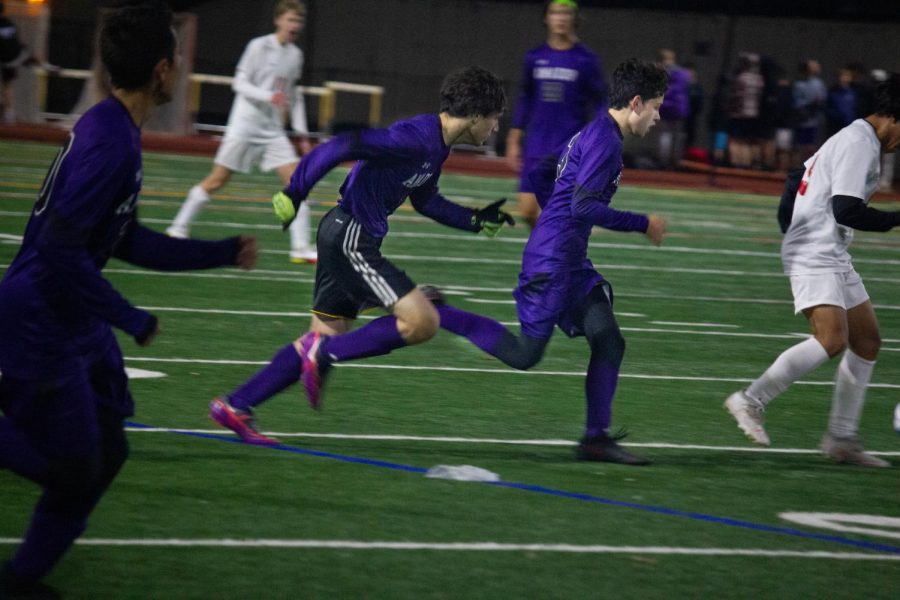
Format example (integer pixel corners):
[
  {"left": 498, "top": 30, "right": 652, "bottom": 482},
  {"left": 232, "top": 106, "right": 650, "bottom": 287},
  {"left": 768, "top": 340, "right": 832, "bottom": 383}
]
[
  {"left": 322, "top": 316, "right": 406, "bottom": 362},
  {"left": 10, "top": 509, "right": 86, "bottom": 580},
  {"left": 584, "top": 359, "right": 619, "bottom": 438},
  {"left": 0, "top": 418, "right": 48, "bottom": 485},
  {"left": 228, "top": 344, "right": 303, "bottom": 410},
  {"left": 436, "top": 304, "right": 506, "bottom": 355}
]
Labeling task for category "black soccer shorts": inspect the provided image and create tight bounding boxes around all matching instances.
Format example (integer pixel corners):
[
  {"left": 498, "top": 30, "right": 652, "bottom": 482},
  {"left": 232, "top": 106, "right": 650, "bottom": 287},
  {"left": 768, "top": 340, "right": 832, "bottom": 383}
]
[{"left": 311, "top": 206, "right": 416, "bottom": 320}]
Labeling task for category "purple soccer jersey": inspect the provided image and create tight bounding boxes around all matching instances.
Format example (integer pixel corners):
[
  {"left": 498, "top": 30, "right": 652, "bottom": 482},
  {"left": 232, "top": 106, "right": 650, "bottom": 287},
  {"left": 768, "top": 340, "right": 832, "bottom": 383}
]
[
  {"left": 522, "top": 113, "right": 649, "bottom": 275},
  {"left": 0, "top": 97, "right": 239, "bottom": 389},
  {"left": 511, "top": 43, "right": 607, "bottom": 160},
  {"left": 286, "top": 114, "right": 480, "bottom": 239}
]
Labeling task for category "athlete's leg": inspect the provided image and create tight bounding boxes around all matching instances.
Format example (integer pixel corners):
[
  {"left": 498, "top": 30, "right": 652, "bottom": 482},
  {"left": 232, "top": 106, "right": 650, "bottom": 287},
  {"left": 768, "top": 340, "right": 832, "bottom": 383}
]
[
  {"left": 517, "top": 192, "right": 540, "bottom": 229},
  {"left": 226, "top": 312, "right": 351, "bottom": 412},
  {"left": 435, "top": 304, "right": 547, "bottom": 370},
  {"left": 168, "top": 164, "right": 233, "bottom": 237},
  {"left": 829, "top": 300, "right": 880, "bottom": 438},
  {"left": 579, "top": 286, "right": 625, "bottom": 438},
  {"left": 0, "top": 377, "right": 49, "bottom": 484},
  {"left": 574, "top": 284, "right": 649, "bottom": 465},
  {"left": 276, "top": 161, "right": 317, "bottom": 262},
  {"left": 744, "top": 304, "right": 843, "bottom": 407}
]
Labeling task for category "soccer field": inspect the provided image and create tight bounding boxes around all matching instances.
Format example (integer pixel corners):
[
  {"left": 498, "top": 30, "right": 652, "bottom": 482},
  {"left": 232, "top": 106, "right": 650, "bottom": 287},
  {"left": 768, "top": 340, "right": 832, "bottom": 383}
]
[{"left": 1, "top": 140, "right": 899, "bottom": 599}]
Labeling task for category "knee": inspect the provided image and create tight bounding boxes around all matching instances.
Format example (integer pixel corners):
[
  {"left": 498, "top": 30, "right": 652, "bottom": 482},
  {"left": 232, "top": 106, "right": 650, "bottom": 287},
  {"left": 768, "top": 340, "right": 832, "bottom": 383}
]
[
  {"left": 398, "top": 305, "right": 440, "bottom": 345},
  {"left": 852, "top": 332, "right": 881, "bottom": 361},
  {"left": 816, "top": 333, "right": 848, "bottom": 358},
  {"left": 589, "top": 327, "right": 626, "bottom": 364}
]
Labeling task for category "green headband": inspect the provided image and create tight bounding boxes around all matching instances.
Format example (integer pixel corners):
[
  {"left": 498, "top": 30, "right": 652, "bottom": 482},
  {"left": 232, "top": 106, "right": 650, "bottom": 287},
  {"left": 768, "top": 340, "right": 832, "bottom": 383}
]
[{"left": 552, "top": 0, "right": 579, "bottom": 8}]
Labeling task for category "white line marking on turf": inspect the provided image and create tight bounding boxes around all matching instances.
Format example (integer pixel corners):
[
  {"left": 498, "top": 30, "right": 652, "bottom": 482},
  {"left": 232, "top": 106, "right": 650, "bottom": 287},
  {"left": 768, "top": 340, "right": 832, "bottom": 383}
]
[
  {"left": 122, "top": 357, "right": 900, "bottom": 390},
  {"left": 779, "top": 513, "right": 900, "bottom": 541},
  {"left": 0, "top": 538, "right": 900, "bottom": 561},
  {"left": 125, "top": 368, "right": 166, "bottom": 379},
  {"left": 0, "top": 538, "right": 895, "bottom": 559},
  {"left": 650, "top": 321, "right": 739, "bottom": 328},
  {"left": 123, "top": 428, "right": 900, "bottom": 457}
]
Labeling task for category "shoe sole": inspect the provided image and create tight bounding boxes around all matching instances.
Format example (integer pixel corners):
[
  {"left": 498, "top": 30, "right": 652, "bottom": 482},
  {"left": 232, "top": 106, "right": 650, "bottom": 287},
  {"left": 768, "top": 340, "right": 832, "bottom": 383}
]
[
  {"left": 289, "top": 257, "right": 318, "bottom": 264},
  {"left": 724, "top": 395, "right": 770, "bottom": 446},
  {"left": 209, "top": 400, "right": 279, "bottom": 446}
]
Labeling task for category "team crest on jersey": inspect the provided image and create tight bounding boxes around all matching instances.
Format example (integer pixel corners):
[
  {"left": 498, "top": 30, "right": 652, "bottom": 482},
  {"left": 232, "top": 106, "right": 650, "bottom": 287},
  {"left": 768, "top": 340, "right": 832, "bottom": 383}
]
[
  {"left": 115, "top": 192, "right": 139, "bottom": 216},
  {"left": 402, "top": 170, "right": 433, "bottom": 189}
]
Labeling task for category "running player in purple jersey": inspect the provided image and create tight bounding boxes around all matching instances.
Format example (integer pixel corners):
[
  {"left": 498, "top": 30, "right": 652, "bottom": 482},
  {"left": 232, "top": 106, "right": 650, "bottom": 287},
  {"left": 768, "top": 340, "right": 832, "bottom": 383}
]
[
  {"left": 209, "top": 66, "right": 514, "bottom": 443},
  {"left": 435, "top": 59, "right": 668, "bottom": 465},
  {"left": 0, "top": 6, "right": 258, "bottom": 596},
  {"left": 505, "top": 0, "right": 607, "bottom": 227}
]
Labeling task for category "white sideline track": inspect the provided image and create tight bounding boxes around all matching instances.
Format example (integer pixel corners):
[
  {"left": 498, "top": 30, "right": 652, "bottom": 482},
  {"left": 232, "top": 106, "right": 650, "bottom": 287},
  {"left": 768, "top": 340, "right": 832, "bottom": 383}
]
[{"left": 0, "top": 538, "right": 897, "bottom": 559}]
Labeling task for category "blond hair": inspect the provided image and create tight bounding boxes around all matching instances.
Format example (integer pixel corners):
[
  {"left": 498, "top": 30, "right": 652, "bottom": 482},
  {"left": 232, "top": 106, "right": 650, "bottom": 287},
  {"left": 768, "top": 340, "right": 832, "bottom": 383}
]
[{"left": 275, "top": 0, "right": 305, "bottom": 18}]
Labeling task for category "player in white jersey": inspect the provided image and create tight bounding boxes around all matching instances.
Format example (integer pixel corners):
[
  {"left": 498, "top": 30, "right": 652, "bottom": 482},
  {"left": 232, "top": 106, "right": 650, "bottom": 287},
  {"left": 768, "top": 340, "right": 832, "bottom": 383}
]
[
  {"left": 168, "top": 0, "right": 317, "bottom": 263},
  {"left": 725, "top": 73, "right": 900, "bottom": 467}
]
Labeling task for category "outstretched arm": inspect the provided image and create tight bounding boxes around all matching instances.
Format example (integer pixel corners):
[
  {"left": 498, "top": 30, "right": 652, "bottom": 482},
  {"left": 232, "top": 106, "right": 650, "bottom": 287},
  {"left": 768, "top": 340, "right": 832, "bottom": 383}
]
[
  {"left": 113, "top": 220, "right": 257, "bottom": 270},
  {"left": 833, "top": 195, "right": 900, "bottom": 231}
]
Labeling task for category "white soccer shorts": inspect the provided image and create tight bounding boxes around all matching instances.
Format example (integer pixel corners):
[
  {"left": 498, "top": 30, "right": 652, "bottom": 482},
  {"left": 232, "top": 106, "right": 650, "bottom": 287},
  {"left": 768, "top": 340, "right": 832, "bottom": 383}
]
[
  {"left": 789, "top": 268, "right": 870, "bottom": 314},
  {"left": 214, "top": 135, "right": 298, "bottom": 173}
]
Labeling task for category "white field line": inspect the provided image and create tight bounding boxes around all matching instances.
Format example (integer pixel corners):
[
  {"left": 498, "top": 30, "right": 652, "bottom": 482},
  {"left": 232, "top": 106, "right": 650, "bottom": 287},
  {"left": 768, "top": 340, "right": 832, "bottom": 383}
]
[
  {"left": 650, "top": 321, "right": 740, "bottom": 328},
  {"left": 123, "top": 428, "right": 900, "bottom": 457},
  {"left": 3, "top": 210, "right": 900, "bottom": 264},
  {"left": 0, "top": 538, "right": 895, "bottom": 559},
  {"left": 121, "top": 356, "right": 900, "bottom": 390}
]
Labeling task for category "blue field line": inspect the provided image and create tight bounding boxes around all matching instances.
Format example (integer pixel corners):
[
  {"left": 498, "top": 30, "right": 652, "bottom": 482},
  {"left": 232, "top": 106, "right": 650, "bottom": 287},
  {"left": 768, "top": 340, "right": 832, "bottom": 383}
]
[{"left": 126, "top": 420, "right": 900, "bottom": 555}]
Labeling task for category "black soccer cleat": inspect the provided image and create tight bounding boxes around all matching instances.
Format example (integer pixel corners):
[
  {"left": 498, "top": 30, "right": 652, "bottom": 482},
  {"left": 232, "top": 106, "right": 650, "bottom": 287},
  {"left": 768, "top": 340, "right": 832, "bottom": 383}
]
[
  {"left": 576, "top": 430, "right": 650, "bottom": 466},
  {"left": 418, "top": 285, "right": 446, "bottom": 305},
  {"left": 0, "top": 562, "right": 62, "bottom": 599}
]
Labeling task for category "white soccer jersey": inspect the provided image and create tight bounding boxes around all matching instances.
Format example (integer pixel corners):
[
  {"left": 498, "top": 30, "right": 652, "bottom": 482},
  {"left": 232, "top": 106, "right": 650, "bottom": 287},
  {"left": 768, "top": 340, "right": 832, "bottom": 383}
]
[
  {"left": 224, "top": 34, "right": 308, "bottom": 143},
  {"left": 781, "top": 119, "right": 882, "bottom": 275}
]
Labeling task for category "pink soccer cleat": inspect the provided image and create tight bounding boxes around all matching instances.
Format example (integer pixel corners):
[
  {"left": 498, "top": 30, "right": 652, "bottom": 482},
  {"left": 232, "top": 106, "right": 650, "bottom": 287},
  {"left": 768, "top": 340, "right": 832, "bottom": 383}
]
[
  {"left": 298, "top": 331, "right": 329, "bottom": 410},
  {"left": 209, "top": 398, "right": 280, "bottom": 446}
]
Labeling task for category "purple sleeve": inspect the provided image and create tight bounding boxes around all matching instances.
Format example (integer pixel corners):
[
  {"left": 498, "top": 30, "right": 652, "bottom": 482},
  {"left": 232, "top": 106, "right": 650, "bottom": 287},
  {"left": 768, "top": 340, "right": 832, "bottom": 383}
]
[
  {"left": 36, "top": 208, "right": 152, "bottom": 339},
  {"left": 285, "top": 127, "right": 424, "bottom": 203},
  {"left": 510, "top": 53, "right": 536, "bottom": 130},
  {"left": 33, "top": 139, "right": 152, "bottom": 337},
  {"left": 570, "top": 145, "right": 648, "bottom": 233},
  {"left": 113, "top": 220, "right": 240, "bottom": 270},
  {"left": 408, "top": 177, "right": 479, "bottom": 232}
]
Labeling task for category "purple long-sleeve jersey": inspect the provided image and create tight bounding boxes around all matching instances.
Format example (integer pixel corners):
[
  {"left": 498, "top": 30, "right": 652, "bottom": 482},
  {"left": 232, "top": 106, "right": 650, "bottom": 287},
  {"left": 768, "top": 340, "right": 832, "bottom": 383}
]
[
  {"left": 522, "top": 113, "right": 649, "bottom": 275},
  {"left": 511, "top": 43, "right": 607, "bottom": 159},
  {"left": 285, "top": 114, "right": 481, "bottom": 239},
  {"left": 0, "top": 97, "right": 240, "bottom": 381}
]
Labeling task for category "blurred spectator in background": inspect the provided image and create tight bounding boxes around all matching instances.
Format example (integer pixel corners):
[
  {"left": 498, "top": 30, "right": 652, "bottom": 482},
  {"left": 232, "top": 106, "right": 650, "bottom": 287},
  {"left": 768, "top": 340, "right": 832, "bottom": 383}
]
[
  {"left": 848, "top": 62, "right": 875, "bottom": 118},
  {"left": 654, "top": 48, "right": 690, "bottom": 169},
  {"left": 766, "top": 62, "right": 795, "bottom": 171},
  {"left": 792, "top": 59, "right": 827, "bottom": 166},
  {"left": 726, "top": 52, "right": 764, "bottom": 168},
  {"left": 0, "top": 0, "right": 35, "bottom": 123},
  {"left": 826, "top": 66, "right": 858, "bottom": 136},
  {"left": 682, "top": 61, "right": 704, "bottom": 150},
  {"left": 505, "top": 0, "right": 606, "bottom": 227}
]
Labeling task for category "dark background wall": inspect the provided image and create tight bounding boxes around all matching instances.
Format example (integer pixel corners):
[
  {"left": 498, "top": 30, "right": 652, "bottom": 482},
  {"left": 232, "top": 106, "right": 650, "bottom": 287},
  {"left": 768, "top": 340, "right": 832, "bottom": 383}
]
[{"left": 44, "top": 0, "right": 900, "bottom": 143}]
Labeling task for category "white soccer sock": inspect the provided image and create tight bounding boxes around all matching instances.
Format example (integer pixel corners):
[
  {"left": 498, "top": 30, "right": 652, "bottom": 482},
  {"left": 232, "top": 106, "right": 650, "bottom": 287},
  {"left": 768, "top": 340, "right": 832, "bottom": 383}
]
[
  {"left": 289, "top": 202, "right": 312, "bottom": 250},
  {"left": 828, "top": 350, "right": 875, "bottom": 438},
  {"left": 170, "top": 185, "right": 211, "bottom": 233},
  {"left": 745, "top": 337, "right": 830, "bottom": 406}
]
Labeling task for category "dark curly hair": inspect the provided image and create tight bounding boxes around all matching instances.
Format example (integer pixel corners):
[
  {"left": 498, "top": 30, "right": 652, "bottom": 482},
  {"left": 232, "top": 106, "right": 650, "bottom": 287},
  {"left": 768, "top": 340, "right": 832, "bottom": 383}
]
[
  {"left": 439, "top": 66, "right": 507, "bottom": 118},
  {"left": 608, "top": 58, "right": 669, "bottom": 110},
  {"left": 873, "top": 73, "right": 900, "bottom": 120},
  {"left": 100, "top": 3, "right": 176, "bottom": 90}
]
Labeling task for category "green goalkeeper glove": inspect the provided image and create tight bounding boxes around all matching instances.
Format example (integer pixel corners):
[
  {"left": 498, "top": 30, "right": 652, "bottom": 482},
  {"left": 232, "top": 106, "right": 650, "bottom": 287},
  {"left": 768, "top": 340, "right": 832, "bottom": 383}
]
[
  {"left": 272, "top": 190, "right": 298, "bottom": 229},
  {"left": 472, "top": 198, "right": 516, "bottom": 238}
]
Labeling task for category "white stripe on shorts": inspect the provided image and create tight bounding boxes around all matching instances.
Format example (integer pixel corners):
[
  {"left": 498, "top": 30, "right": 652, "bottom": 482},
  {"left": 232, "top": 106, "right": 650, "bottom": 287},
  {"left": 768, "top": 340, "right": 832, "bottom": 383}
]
[{"left": 342, "top": 220, "right": 399, "bottom": 306}]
